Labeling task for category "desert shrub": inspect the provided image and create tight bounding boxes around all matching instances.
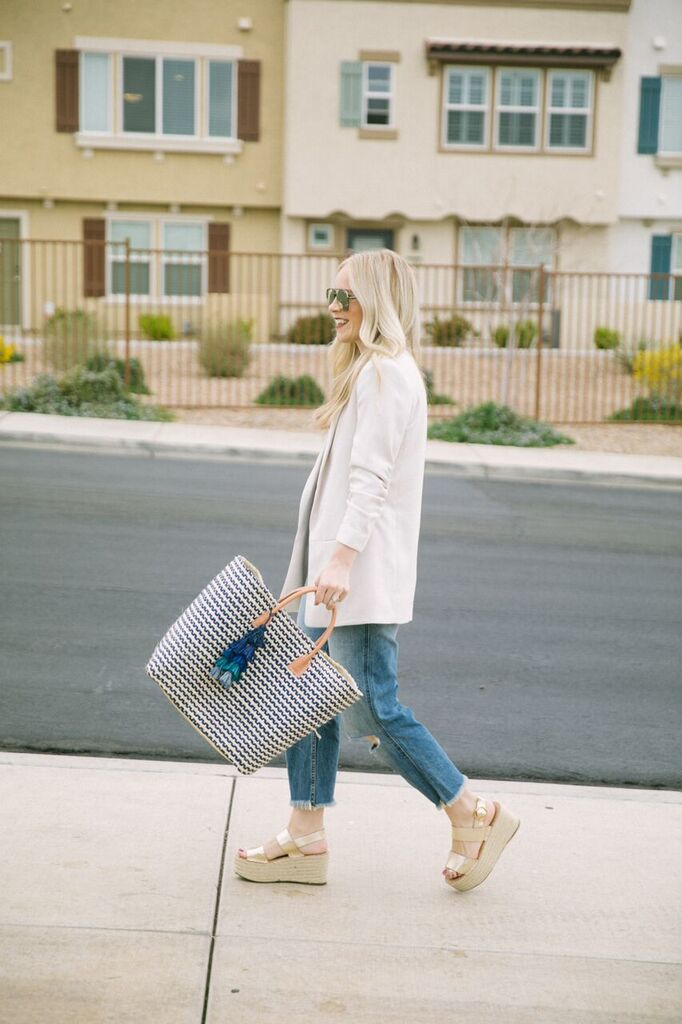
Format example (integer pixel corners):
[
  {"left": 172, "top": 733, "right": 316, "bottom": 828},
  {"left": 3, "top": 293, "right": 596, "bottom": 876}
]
[
  {"left": 138, "top": 313, "right": 176, "bottom": 341},
  {"left": 85, "top": 352, "right": 150, "bottom": 394},
  {"left": 198, "top": 320, "right": 252, "bottom": 378},
  {"left": 255, "top": 374, "right": 325, "bottom": 407},
  {"left": 424, "top": 314, "right": 475, "bottom": 347},
  {"left": 632, "top": 344, "right": 682, "bottom": 404},
  {"left": 421, "top": 367, "right": 456, "bottom": 405},
  {"left": 286, "top": 314, "right": 335, "bottom": 345},
  {"left": 427, "top": 401, "right": 574, "bottom": 447},
  {"left": 594, "top": 326, "right": 621, "bottom": 351},
  {"left": 491, "top": 321, "right": 537, "bottom": 349},
  {"left": 43, "top": 307, "right": 106, "bottom": 370},
  {"left": 0, "top": 338, "right": 24, "bottom": 363},
  {"left": 609, "top": 397, "right": 682, "bottom": 423},
  {"left": 0, "top": 366, "right": 173, "bottom": 420}
]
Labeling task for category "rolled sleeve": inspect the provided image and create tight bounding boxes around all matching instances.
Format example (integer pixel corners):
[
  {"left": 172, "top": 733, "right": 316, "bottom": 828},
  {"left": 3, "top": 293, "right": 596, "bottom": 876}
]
[{"left": 335, "top": 359, "right": 413, "bottom": 553}]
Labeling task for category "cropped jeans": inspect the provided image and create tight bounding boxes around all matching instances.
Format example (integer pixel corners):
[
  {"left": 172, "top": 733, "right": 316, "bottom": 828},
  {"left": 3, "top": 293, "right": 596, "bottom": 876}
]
[{"left": 285, "top": 593, "right": 468, "bottom": 811}]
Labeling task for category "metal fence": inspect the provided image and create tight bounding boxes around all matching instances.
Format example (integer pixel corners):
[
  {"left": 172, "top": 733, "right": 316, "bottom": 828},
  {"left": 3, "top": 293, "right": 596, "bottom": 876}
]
[{"left": 1, "top": 238, "right": 681, "bottom": 424}]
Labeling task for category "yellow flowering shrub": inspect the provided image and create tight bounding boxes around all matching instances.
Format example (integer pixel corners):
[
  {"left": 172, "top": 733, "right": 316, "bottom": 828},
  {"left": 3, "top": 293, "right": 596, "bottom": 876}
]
[
  {"left": 633, "top": 345, "right": 682, "bottom": 402},
  {"left": 0, "top": 337, "right": 17, "bottom": 364}
]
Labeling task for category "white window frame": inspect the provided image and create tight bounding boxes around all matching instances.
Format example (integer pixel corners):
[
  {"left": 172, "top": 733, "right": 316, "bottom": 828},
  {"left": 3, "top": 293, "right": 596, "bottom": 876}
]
[
  {"left": 545, "top": 70, "right": 593, "bottom": 153},
  {"left": 308, "top": 223, "right": 334, "bottom": 251},
  {"left": 75, "top": 37, "right": 243, "bottom": 155},
  {"left": 659, "top": 74, "right": 682, "bottom": 156},
  {"left": 0, "top": 41, "right": 13, "bottom": 81},
  {"left": 361, "top": 62, "right": 395, "bottom": 130},
  {"left": 494, "top": 67, "right": 543, "bottom": 152},
  {"left": 459, "top": 224, "right": 557, "bottom": 307},
  {"left": 442, "top": 66, "right": 490, "bottom": 151},
  {"left": 105, "top": 214, "right": 209, "bottom": 304}
]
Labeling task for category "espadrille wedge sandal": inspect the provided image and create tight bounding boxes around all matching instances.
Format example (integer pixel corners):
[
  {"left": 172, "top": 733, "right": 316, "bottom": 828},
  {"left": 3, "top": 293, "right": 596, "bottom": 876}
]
[
  {"left": 234, "top": 828, "right": 328, "bottom": 885},
  {"left": 445, "top": 798, "right": 520, "bottom": 893}
]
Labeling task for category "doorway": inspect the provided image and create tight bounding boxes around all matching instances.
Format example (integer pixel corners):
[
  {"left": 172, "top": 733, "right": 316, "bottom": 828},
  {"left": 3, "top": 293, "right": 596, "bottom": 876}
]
[{"left": 0, "top": 218, "right": 22, "bottom": 327}]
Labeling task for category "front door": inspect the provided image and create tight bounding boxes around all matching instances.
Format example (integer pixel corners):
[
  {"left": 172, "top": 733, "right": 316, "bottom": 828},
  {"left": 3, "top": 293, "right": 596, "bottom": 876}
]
[
  {"left": 346, "top": 228, "right": 395, "bottom": 253},
  {"left": 0, "top": 218, "right": 21, "bottom": 326}
]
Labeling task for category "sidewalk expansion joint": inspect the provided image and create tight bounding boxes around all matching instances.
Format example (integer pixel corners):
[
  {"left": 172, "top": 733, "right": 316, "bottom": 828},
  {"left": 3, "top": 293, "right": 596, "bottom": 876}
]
[{"left": 200, "top": 775, "right": 236, "bottom": 1024}]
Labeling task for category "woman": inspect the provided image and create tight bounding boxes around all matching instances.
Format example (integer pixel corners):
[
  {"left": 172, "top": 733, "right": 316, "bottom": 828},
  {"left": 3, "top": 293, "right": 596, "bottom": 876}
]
[{"left": 235, "top": 249, "right": 520, "bottom": 892}]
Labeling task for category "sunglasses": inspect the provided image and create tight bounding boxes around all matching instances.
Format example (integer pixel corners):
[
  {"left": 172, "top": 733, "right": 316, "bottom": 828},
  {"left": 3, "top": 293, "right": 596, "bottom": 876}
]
[{"left": 325, "top": 287, "right": 356, "bottom": 311}]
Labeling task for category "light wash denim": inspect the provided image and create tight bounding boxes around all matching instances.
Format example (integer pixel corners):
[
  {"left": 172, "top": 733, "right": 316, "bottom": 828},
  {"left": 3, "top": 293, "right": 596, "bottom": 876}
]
[{"left": 285, "top": 593, "right": 468, "bottom": 811}]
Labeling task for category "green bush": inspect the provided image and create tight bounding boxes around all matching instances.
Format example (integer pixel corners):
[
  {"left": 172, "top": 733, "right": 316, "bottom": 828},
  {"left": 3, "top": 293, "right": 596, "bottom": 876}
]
[
  {"left": 421, "top": 367, "right": 456, "bottom": 405},
  {"left": 491, "top": 321, "right": 537, "bottom": 349},
  {"left": 198, "top": 320, "right": 252, "bottom": 378},
  {"left": 615, "top": 340, "right": 648, "bottom": 375},
  {"left": 0, "top": 366, "right": 173, "bottom": 420},
  {"left": 609, "top": 397, "right": 682, "bottom": 423},
  {"left": 286, "top": 313, "right": 335, "bottom": 345},
  {"left": 424, "top": 314, "right": 475, "bottom": 347},
  {"left": 85, "top": 352, "right": 150, "bottom": 394},
  {"left": 255, "top": 374, "right": 325, "bottom": 407},
  {"left": 594, "top": 326, "right": 621, "bottom": 351},
  {"left": 139, "top": 313, "right": 176, "bottom": 341},
  {"left": 427, "top": 401, "right": 574, "bottom": 447},
  {"left": 43, "top": 307, "right": 106, "bottom": 370}
]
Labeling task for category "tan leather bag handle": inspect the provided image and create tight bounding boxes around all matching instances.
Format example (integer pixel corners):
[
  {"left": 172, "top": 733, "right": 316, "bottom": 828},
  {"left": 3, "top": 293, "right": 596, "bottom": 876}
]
[{"left": 251, "top": 586, "right": 337, "bottom": 678}]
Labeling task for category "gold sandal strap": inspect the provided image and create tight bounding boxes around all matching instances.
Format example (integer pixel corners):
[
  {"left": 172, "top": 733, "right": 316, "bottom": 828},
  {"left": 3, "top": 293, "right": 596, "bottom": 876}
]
[
  {"left": 446, "top": 851, "right": 472, "bottom": 873},
  {"left": 275, "top": 828, "right": 303, "bottom": 857},
  {"left": 451, "top": 825, "right": 492, "bottom": 842},
  {"left": 244, "top": 845, "right": 268, "bottom": 862},
  {"left": 293, "top": 829, "right": 326, "bottom": 847}
]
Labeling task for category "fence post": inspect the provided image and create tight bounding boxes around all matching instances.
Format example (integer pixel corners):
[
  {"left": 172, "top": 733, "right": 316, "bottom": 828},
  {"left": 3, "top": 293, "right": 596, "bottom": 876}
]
[
  {"left": 535, "top": 265, "right": 545, "bottom": 420},
  {"left": 124, "top": 238, "right": 131, "bottom": 389}
]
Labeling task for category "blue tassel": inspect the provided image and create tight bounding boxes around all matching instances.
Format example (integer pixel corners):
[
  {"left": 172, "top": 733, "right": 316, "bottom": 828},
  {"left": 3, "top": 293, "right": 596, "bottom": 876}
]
[{"left": 210, "top": 623, "right": 267, "bottom": 688}]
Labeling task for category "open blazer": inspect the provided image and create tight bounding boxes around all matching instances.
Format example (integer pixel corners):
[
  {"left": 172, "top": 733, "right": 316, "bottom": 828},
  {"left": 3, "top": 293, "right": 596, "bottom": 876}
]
[{"left": 280, "top": 348, "right": 428, "bottom": 628}]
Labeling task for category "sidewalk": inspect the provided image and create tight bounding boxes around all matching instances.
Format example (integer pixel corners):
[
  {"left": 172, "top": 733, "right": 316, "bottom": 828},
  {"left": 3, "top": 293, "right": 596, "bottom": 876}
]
[
  {"left": 0, "top": 750, "right": 680, "bottom": 1023},
  {"left": 1, "top": 410, "right": 682, "bottom": 486}
]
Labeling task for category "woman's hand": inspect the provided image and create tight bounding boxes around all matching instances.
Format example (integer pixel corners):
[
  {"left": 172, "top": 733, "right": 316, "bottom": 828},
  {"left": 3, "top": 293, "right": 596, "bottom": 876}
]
[{"left": 314, "top": 543, "right": 358, "bottom": 611}]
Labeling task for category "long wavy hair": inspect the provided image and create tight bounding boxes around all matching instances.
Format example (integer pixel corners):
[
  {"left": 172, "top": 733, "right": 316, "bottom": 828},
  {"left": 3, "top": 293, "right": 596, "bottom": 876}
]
[{"left": 312, "top": 248, "right": 424, "bottom": 430}]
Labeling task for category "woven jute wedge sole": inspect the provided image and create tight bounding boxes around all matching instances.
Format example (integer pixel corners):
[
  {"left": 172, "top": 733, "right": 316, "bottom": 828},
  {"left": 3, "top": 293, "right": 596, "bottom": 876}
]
[
  {"left": 446, "top": 801, "right": 520, "bottom": 893},
  {"left": 234, "top": 827, "right": 329, "bottom": 885}
]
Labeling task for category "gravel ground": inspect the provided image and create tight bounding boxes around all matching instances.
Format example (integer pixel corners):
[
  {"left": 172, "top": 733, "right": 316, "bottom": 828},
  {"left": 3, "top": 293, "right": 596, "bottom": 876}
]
[{"left": 170, "top": 406, "right": 682, "bottom": 457}]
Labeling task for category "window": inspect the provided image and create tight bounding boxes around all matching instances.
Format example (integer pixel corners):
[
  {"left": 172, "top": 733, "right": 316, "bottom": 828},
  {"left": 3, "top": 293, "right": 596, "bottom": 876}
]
[
  {"left": 444, "top": 67, "right": 490, "bottom": 149},
  {"left": 660, "top": 76, "right": 682, "bottom": 155},
  {"left": 308, "top": 223, "right": 334, "bottom": 251},
  {"left": 362, "top": 63, "right": 394, "bottom": 128},
  {"left": 547, "top": 71, "right": 592, "bottom": 151},
  {"left": 442, "top": 66, "right": 595, "bottom": 154},
  {"left": 0, "top": 41, "right": 13, "bottom": 81},
  {"left": 496, "top": 69, "right": 542, "bottom": 149},
  {"left": 673, "top": 235, "right": 682, "bottom": 300},
  {"left": 76, "top": 41, "right": 241, "bottom": 152},
  {"left": 109, "top": 221, "right": 152, "bottom": 296},
  {"left": 107, "top": 218, "right": 207, "bottom": 300},
  {"left": 460, "top": 224, "right": 556, "bottom": 305}
]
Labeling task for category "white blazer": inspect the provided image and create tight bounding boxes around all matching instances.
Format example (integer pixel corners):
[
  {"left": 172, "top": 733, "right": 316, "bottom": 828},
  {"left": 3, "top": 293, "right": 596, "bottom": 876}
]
[{"left": 280, "top": 348, "right": 428, "bottom": 628}]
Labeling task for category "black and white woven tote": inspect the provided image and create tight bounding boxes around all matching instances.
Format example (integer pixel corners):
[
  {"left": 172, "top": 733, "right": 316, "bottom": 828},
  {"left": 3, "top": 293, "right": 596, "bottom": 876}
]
[{"left": 145, "top": 554, "right": 363, "bottom": 775}]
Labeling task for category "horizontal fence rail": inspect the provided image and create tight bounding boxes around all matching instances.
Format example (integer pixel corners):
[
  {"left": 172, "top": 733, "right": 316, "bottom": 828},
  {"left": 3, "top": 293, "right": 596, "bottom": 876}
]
[{"left": 1, "top": 239, "right": 681, "bottom": 424}]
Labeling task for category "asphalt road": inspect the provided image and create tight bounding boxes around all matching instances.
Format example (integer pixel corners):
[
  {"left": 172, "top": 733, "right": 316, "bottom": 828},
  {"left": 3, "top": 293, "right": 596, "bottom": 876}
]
[{"left": 1, "top": 444, "right": 680, "bottom": 788}]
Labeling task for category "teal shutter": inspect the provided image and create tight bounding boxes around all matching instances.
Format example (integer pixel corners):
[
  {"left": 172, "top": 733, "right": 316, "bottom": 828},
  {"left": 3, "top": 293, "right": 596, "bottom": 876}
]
[
  {"left": 649, "top": 235, "right": 672, "bottom": 300},
  {"left": 637, "top": 77, "right": 661, "bottom": 154},
  {"left": 340, "top": 61, "right": 362, "bottom": 127}
]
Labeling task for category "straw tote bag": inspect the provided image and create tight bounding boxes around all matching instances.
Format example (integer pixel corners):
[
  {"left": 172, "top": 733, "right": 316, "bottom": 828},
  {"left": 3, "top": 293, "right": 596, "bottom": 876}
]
[{"left": 145, "top": 554, "right": 363, "bottom": 775}]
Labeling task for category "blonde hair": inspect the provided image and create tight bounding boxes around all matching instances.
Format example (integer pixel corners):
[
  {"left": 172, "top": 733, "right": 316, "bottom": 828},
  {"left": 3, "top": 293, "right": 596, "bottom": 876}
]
[{"left": 312, "top": 248, "right": 423, "bottom": 429}]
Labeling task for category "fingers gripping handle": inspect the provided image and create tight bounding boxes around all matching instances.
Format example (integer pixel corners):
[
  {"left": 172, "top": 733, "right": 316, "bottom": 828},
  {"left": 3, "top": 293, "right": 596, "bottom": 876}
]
[{"left": 250, "top": 586, "right": 337, "bottom": 678}]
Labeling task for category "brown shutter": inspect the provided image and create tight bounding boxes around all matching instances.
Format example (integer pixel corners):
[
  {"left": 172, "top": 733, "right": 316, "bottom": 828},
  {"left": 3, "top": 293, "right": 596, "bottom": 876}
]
[
  {"left": 56, "top": 50, "right": 79, "bottom": 132},
  {"left": 208, "top": 222, "right": 231, "bottom": 294},
  {"left": 237, "top": 60, "right": 260, "bottom": 142},
  {"left": 83, "top": 218, "right": 105, "bottom": 298}
]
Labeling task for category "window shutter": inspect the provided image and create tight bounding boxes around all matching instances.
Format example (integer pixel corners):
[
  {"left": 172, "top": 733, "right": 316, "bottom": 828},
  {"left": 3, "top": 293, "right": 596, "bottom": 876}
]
[
  {"left": 56, "top": 49, "right": 79, "bottom": 132},
  {"left": 237, "top": 60, "right": 260, "bottom": 141},
  {"left": 340, "top": 61, "right": 362, "bottom": 127},
  {"left": 208, "top": 222, "right": 231, "bottom": 294},
  {"left": 648, "top": 235, "right": 672, "bottom": 301},
  {"left": 83, "top": 218, "right": 105, "bottom": 298},
  {"left": 637, "top": 77, "right": 661, "bottom": 154}
]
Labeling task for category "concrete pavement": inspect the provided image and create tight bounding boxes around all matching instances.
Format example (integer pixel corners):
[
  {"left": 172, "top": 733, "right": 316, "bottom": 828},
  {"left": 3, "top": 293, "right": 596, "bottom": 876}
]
[
  {"left": 1, "top": 410, "right": 682, "bottom": 486},
  {"left": 0, "top": 750, "right": 680, "bottom": 1023}
]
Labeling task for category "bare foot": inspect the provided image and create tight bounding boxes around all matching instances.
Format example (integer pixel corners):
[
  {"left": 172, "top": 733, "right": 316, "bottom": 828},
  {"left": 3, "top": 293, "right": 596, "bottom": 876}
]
[{"left": 443, "top": 798, "right": 497, "bottom": 881}]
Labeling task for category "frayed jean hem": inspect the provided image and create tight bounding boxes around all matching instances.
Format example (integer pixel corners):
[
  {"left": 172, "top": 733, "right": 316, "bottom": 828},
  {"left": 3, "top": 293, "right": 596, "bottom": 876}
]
[
  {"left": 437, "top": 775, "right": 469, "bottom": 811},
  {"left": 289, "top": 799, "right": 336, "bottom": 810}
]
